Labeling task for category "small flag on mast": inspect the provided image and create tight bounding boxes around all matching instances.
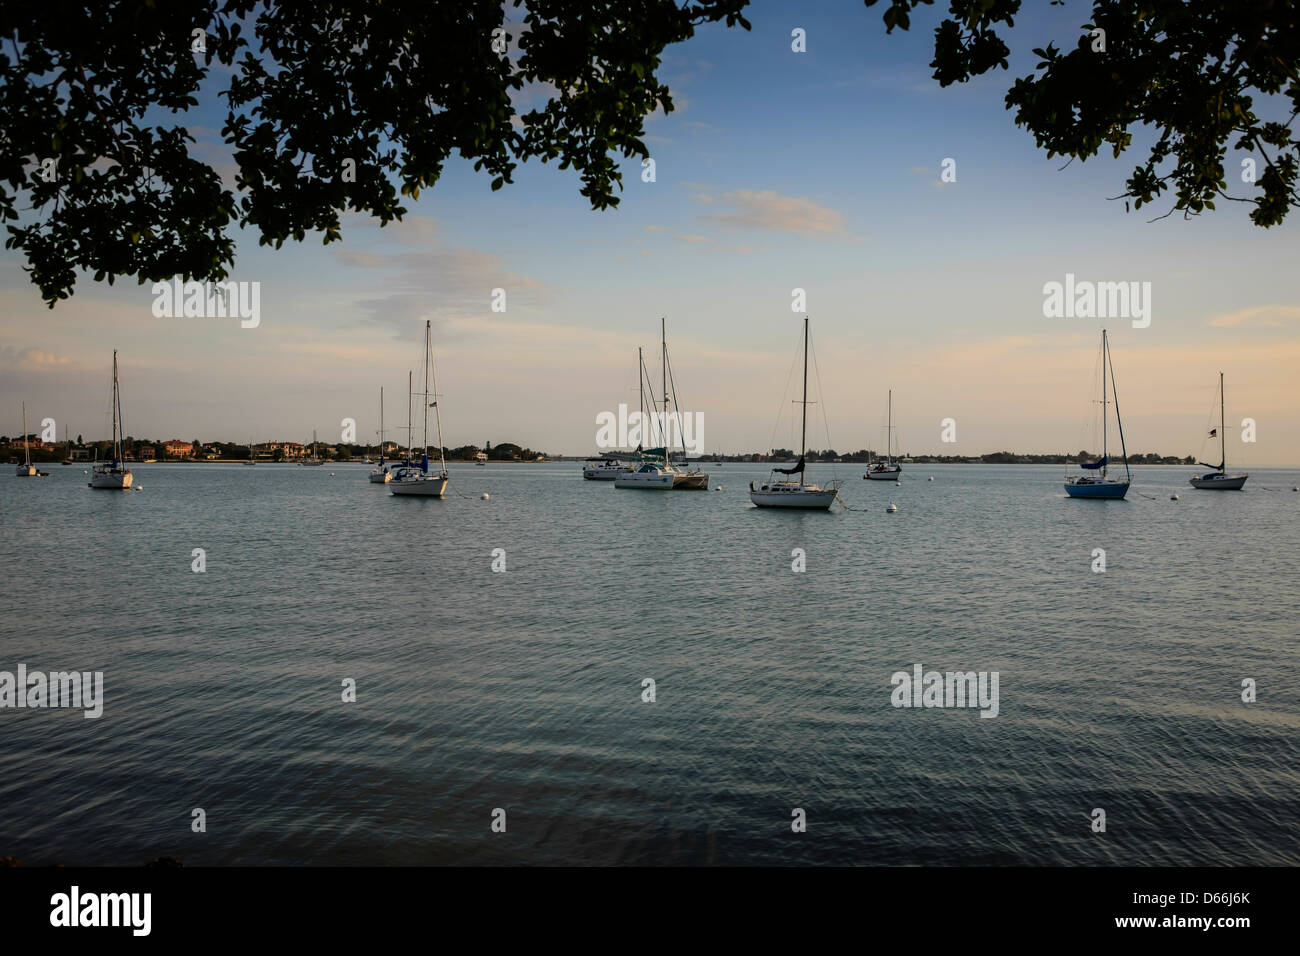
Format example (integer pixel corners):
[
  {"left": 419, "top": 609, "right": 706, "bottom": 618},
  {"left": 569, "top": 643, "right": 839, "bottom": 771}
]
[{"left": 1209, "top": 428, "right": 1217, "bottom": 437}]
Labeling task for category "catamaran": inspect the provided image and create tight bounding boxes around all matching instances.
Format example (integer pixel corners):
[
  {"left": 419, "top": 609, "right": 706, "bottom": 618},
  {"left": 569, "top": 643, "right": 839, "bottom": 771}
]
[
  {"left": 1190, "top": 372, "right": 1248, "bottom": 490},
  {"left": 864, "top": 389, "right": 902, "bottom": 480},
  {"left": 390, "top": 320, "right": 449, "bottom": 497},
  {"left": 89, "top": 351, "right": 133, "bottom": 490},
  {"left": 368, "top": 387, "right": 391, "bottom": 482},
  {"left": 1065, "top": 329, "right": 1130, "bottom": 499},
  {"left": 15, "top": 403, "right": 37, "bottom": 477},
  {"left": 750, "top": 316, "right": 841, "bottom": 509}
]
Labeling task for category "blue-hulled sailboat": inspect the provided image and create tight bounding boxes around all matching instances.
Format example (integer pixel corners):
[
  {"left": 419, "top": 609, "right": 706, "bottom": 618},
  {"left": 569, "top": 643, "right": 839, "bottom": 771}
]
[{"left": 1065, "top": 329, "right": 1130, "bottom": 499}]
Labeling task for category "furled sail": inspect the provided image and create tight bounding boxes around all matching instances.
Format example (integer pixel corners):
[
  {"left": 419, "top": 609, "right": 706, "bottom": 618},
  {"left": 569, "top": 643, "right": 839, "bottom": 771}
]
[
  {"left": 774, "top": 455, "right": 805, "bottom": 475},
  {"left": 1080, "top": 456, "right": 1108, "bottom": 470}
]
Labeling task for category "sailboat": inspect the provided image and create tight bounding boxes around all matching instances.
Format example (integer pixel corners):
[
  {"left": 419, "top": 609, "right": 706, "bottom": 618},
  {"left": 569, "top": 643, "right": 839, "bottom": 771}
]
[
  {"left": 864, "top": 390, "right": 902, "bottom": 480},
  {"left": 15, "top": 403, "right": 37, "bottom": 477},
  {"left": 390, "top": 320, "right": 449, "bottom": 497},
  {"left": 61, "top": 424, "right": 72, "bottom": 465},
  {"left": 302, "top": 431, "right": 324, "bottom": 465},
  {"left": 750, "top": 316, "right": 841, "bottom": 509},
  {"left": 662, "top": 320, "right": 709, "bottom": 490},
  {"left": 89, "top": 351, "right": 133, "bottom": 490},
  {"left": 588, "top": 350, "right": 644, "bottom": 480},
  {"left": 244, "top": 437, "right": 257, "bottom": 465},
  {"left": 1190, "top": 372, "right": 1248, "bottom": 490},
  {"left": 614, "top": 332, "right": 685, "bottom": 490},
  {"left": 368, "top": 387, "right": 391, "bottom": 483},
  {"left": 1064, "top": 329, "right": 1130, "bottom": 499}
]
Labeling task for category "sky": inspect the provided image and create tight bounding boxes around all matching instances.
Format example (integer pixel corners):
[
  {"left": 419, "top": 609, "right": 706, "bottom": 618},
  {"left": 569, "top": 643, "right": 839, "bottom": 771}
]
[{"left": 3, "top": 0, "right": 1299, "bottom": 463}]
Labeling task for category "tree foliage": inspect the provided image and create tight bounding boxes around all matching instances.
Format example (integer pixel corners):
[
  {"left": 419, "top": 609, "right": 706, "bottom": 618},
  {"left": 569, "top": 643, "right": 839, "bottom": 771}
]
[
  {"left": 4, "top": 1, "right": 1295, "bottom": 309},
  {"left": 865, "top": 0, "right": 1300, "bottom": 225},
  {"left": 1, "top": 0, "right": 750, "bottom": 305}
]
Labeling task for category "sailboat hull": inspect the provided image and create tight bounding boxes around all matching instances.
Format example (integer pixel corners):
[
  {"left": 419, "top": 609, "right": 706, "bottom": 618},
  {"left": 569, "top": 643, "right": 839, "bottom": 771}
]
[
  {"left": 672, "top": 472, "right": 709, "bottom": 490},
  {"left": 864, "top": 467, "right": 901, "bottom": 481},
  {"left": 368, "top": 468, "right": 391, "bottom": 483},
  {"left": 1190, "top": 474, "right": 1247, "bottom": 490},
  {"left": 390, "top": 475, "right": 448, "bottom": 496},
  {"left": 749, "top": 482, "right": 837, "bottom": 509},
  {"left": 15, "top": 464, "right": 37, "bottom": 477},
  {"left": 614, "top": 466, "right": 675, "bottom": 489},
  {"left": 89, "top": 470, "right": 133, "bottom": 490},
  {"left": 1064, "top": 480, "right": 1129, "bottom": 499}
]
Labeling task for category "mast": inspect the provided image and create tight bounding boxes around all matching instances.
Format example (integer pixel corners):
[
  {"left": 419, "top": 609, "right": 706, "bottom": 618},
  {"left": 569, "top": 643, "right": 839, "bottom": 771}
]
[
  {"left": 637, "top": 346, "right": 644, "bottom": 452},
  {"left": 887, "top": 389, "right": 893, "bottom": 465},
  {"left": 421, "top": 321, "right": 430, "bottom": 467},
  {"left": 1216, "top": 371, "right": 1227, "bottom": 473},
  {"left": 1107, "top": 330, "right": 1131, "bottom": 483},
  {"left": 661, "top": 316, "right": 669, "bottom": 461},
  {"left": 111, "top": 351, "right": 119, "bottom": 463},
  {"left": 1100, "top": 331, "right": 1108, "bottom": 477},
  {"left": 407, "top": 371, "right": 413, "bottom": 462},
  {"left": 22, "top": 403, "right": 30, "bottom": 467},
  {"left": 427, "top": 320, "right": 447, "bottom": 475},
  {"left": 800, "top": 315, "right": 809, "bottom": 487},
  {"left": 378, "top": 386, "right": 385, "bottom": 463}
]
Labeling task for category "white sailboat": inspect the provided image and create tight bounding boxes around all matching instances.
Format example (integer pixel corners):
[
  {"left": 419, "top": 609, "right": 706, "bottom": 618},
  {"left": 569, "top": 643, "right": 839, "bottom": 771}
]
[
  {"left": 475, "top": 451, "right": 488, "bottom": 466},
  {"left": 368, "top": 387, "right": 391, "bottom": 483},
  {"left": 244, "top": 437, "right": 256, "bottom": 465},
  {"left": 864, "top": 389, "right": 902, "bottom": 480},
  {"left": 391, "top": 320, "right": 449, "bottom": 497},
  {"left": 1064, "top": 329, "right": 1131, "bottom": 499},
  {"left": 750, "top": 316, "right": 841, "bottom": 509},
  {"left": 615, "top": 338, "right": 678, "bottom": 490},
  {"left": 302, "top": 431, "right": 324, "bottom": 465},
  {"left": 1190, "top": 372, "right": 1248, "bottom": 490},
  {"left": 89, "top": 351, "right": 133, "bottom": 490},
  {"left": 584, "top": 455, "right": 635, "bottom": 479},
  {"left": 15, "top": 403, "right": 37, "bottom": 477},
  {"left": 661, "top": 319, "right": 709, "bottom": 490}
]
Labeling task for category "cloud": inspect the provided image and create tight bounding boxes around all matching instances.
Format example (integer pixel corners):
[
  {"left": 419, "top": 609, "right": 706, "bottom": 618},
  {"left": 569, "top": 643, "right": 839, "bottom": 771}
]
[
  {"left": 345, "top": 213, "right": 438, "bottom": 248},
  {"left": 346, "top": 248, "right": 551, "bottom": 340},
  {"left": 644, "top": 225, "right": 667, "bottom": 234},
  {"left": 336, "top": 250, "right": 384, "bottom": 268},
  {"left": 675, "top": 234, "right": 714, "bottom": 244},
  {"left": 0, "top": 347, "right": 71, "bottom": 368},
  {"left": 694, "top": 189, "right": 846, "bottom": 236},
  {"left": 1207, "top": 305, "right": 1300, "bottom": 328}
]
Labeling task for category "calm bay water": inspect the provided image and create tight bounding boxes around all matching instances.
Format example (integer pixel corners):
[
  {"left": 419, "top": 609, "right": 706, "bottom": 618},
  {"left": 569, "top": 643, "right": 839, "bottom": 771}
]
[{"left": 2, "top": 461, "right": 1298, "bottom": 865}]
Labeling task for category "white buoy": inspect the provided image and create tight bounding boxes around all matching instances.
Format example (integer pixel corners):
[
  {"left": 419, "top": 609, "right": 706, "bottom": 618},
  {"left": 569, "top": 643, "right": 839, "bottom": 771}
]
[
  {"left": 928, "top": 476, "right": 934, "bottom": 481},
  {"left": 1170, "top": 494, "right": 1179, "bottom": 500},
  {"left": 1293, "top": 486, "right": 1299, "bottom": 492},
  {"left": 480, "top": 492, "right": 490, "bottom": 500},
  {"left": 886, "top": 503, "right": 898, "bottom": 513},
  {"left": 715, "top": 485, "right": 723, "bottom": 491}
]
